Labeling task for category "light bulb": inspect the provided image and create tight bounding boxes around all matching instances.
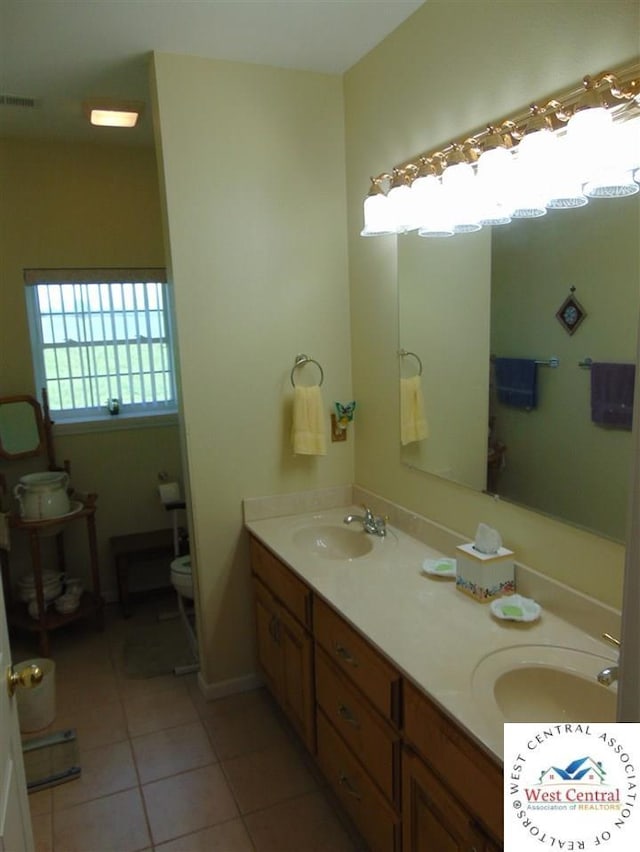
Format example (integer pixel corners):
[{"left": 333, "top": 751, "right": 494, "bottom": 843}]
[
  {"left": 414, "top": 175, "right": 454, "bottom": 237},
  {"left": 361, "top": 192, "right": 398, "bottom": 236},
  {"left": 476, "top": 146, "right": 514, "bottom": 226},
  {"left": 509, "top": 129, "right": 555, "bottom": 217},
  {"left": 545, "top": 135, "right": 588, "bottom": 209},
  {"left": 584, "top": 170, "right": 639, "bottom": 198},
  {"left": 566, "top": 106, "right": 613, "bottom": 184},
  {"left": 388, "top": 182, "right": 416, "bottom": 233},
  {"left": 442, "top": 162, "right": 482, "bottom": 233}
]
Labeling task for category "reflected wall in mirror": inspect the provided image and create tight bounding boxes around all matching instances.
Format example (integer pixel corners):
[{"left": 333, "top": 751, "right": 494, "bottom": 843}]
[
  {"left": 0, "top": 396, "right": 45, "bottom": 459},
  {"left": 398, "top": 194, "right": 639, "bottom": 541}
]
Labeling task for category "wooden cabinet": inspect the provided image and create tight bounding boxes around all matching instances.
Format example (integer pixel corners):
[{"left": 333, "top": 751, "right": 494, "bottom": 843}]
[
  {"left": 403, "top": 681, "right": 503, "bottom": 851},
  {"left": 250, "top": 538, "right": 315, "bottom": 752},
  {"left": 249, "top": 532, "right": 504, "bottom": 852},
  {"left": 314, "top": 596, "right": 401, "bottom": 851}
]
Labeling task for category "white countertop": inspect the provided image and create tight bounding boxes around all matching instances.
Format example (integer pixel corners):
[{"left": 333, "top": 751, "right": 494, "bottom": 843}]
[{"left": 245, "top": 505, "right": 618, "bottom": 762}]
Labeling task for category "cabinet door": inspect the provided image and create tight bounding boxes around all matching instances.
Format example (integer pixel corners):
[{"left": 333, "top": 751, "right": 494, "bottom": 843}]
[
  {"left": 253, "top": 578, "right": 281, "bottom": 697},
  {"left": 402, "top": 747, "right": 490, "bottom": 852},
  {"left": 278, "top": 604, "right": 316, "bottom": 753}
]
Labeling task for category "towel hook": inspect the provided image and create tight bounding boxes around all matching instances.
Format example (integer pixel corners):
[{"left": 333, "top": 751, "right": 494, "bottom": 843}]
[
  {"left": 398, "top": 349, "right": 423, "bottom": 376},
  {"left": 290, "top": 353, "right": 324, "bottom": 387}
]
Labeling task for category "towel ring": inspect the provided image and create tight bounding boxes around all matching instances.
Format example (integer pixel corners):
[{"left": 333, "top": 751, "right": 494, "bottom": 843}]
[
  {"left": 290, "top": 353, "right": 324, "bottom": 387},
  {"left": 399, "top": 349, "right": 423, "bottom": 376}
]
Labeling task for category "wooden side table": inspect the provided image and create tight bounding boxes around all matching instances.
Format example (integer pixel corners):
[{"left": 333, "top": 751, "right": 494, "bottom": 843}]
[{"left": 110, "top": 528, "right": 175, "bottom": 617}]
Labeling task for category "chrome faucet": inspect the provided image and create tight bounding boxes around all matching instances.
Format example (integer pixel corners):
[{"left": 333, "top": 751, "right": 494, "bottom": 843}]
[
  {"left": 596, "top": 632, "right": 620, "bottom": 687},
  {"left": 344, "top": 505, "right": 387, "bottom": 537}
]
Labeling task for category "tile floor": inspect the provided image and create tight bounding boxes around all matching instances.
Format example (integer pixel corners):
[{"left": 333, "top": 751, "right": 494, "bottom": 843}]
[{"left": 11, "top": 592, "right": 364, "bottom": 852}]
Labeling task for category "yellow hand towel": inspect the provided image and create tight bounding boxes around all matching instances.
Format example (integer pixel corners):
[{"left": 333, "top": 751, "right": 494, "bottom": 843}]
[
  {"left": 400, "top": 375, "right": 429, "bottom": 445},
  {"left": 292, "top": 385, "right": 327, "bottom": 455}
]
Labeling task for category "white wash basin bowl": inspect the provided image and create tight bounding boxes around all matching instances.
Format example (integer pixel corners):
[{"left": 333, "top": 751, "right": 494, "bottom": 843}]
[
  {"left": 292, "top": 524, "right": 376, "bottom": 560},
  {"left": 472, "top": 645, "right": 617, "bottom": 732}
]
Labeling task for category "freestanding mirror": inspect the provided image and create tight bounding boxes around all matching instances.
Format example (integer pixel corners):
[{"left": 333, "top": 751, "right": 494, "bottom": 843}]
[{"left": 0, "top": 396, "right": 46, "bottom": 460}]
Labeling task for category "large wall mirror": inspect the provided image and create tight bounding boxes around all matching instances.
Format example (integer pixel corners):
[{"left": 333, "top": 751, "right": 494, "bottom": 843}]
[{"left": 399, "top": 194, "right": 639, "bottom": 542}]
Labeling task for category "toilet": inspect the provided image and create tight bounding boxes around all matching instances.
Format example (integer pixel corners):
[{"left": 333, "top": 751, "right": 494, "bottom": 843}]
[{"left": 170, "top": 555, "right": 193, "bottom": 600}]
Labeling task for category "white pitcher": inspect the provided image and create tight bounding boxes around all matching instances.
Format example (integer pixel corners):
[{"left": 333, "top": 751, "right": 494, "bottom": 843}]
[{"left": 14, "top": 471, "right": 71, "bottom": 520}]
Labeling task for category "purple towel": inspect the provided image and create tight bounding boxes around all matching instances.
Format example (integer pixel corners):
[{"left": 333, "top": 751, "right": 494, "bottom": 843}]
[{"left": 590, "top": 362, "right": 635, "bottom": 429}]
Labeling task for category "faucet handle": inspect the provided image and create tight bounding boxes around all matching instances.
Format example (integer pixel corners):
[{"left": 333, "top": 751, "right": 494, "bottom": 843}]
[{"left": 602, "top": 632, "right": 621, "bottom": 648}]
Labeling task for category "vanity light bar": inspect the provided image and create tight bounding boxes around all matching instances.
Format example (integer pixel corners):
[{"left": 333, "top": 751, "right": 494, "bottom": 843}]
[{"left": 361, "top": 60, "right": 640, "bottom": 238}]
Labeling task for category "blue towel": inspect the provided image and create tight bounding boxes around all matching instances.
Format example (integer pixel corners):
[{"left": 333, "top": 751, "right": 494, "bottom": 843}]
[
  {"left": 494, "top": 358, "right": 538, "bottom": 409},
  {"left": 590, "top": 362, "right": 635, "bottom": 429}
]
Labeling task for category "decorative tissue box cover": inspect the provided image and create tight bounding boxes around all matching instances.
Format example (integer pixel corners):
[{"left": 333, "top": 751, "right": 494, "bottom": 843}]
[{"left": 455, "top": 542, "right": 515, "bottom": 602}]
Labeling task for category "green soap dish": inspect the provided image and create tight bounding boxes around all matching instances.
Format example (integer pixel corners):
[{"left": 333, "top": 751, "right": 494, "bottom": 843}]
[
  {"left": 490, "top": 594, "right": 541, "bottom": 622},
  {"left": 421, "top": 557, "right": 457, "bottom": 579}
]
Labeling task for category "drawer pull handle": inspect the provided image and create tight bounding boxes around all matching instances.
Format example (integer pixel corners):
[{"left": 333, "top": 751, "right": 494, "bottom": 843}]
[
  {"left": 338, "top": 771, "right": 362, "bottom": 801},
  {"left": 338, "top": 703, "right": 360, "bottom": 728},
  {"left": 334, "top": 643, "right": 358, "bottom": 667}
]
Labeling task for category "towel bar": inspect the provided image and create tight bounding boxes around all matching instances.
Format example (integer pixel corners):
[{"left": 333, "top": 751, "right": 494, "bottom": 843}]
[
  {"left": 579, "top": 357, "right": 593, "bottom": 368},
  {"left": 399, "top": 349, "right": 423, "bottom": 376},
  {"left": 290, "top": 353, "right": 324, "bottom": 387},
  {"left": 491, "top": 355, "right": 559, "bottom": 368}
]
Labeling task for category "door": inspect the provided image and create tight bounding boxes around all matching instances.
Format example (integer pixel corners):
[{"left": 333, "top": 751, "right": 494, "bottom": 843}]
[
  {"left": 402, "top": 746, "right": 488, "bottom": 852},
  {"left": 278, "top": 604, "right": 315, "bottom": 752},
  {"left": 0, "top": 580, "right": 34, "bottom": 852},
  {"left": 252, "top": 578, "right": 281, "bottom": 696}
]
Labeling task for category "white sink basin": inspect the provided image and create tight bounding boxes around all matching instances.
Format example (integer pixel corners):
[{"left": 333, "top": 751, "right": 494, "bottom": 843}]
[
  {"left": 472, "top": 645, "right": 617, "bottom": 731},
  {"left": 292, "top": 524, "right": 375, "bottom": 560}
]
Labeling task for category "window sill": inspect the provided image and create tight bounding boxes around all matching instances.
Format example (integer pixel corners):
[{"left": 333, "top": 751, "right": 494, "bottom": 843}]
[{"left": 52, "top": 412, "right": 179, "bottom": 436}]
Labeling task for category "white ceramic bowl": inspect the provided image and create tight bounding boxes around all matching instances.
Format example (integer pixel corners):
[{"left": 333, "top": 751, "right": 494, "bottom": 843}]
[
  {"left": 28, "top": 599, "right": 50, "bottom": 620},
  {"left": 64, "top": 578, "right": 84, "bottom": 597},
  {"left": 18, "top": 571, "right": 63, "bottom": 603},
  {"left": 54, "top": 593, "right": 81, "bottom": 615}
]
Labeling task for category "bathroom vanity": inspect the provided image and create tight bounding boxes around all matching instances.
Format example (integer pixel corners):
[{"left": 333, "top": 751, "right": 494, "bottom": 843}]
[{"left": 246, "top": 496, "right": 620, "bottom": 852}]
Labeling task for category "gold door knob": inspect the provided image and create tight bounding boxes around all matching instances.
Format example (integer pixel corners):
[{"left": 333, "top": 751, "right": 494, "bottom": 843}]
[{"left": 6, "top": 663, "right": 43, "bottom": 697}]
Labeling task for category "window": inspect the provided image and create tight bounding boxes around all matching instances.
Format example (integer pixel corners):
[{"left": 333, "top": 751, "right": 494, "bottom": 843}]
[{"left": 24, "top": 268, "right": 177, "bottom": 422}]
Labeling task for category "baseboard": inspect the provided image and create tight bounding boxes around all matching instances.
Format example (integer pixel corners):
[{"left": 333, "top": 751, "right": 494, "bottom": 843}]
[{"left": 196, "top": 670, "right": 263, "bottom": 701}]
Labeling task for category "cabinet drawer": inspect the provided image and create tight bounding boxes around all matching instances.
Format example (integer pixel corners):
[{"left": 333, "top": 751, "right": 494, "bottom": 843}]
[
  {"left": 314, "top": 597, "right": 401, "bottom": 725},
  {"left": 250, "top": 536, "right": 311, "bottom": 627},
  {"left": 316, "top": 646, "right": 399, "bottom": 804},
  {"left": 317, "top": 710, "right": 399, "bottom": 852},
  {"left": 404, "top": 681, "right": 503, "bottom": 844}
]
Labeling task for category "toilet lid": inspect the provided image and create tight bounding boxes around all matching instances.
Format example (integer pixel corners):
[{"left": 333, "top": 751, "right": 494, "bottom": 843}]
[{"left": 171, "top": 556, "right": 191, "bottom": 575}]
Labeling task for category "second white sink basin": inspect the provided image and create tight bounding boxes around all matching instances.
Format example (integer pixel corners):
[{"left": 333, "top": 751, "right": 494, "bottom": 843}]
[
  {"left": 292, "top": 524, "right": 375, "bottom": 559},
  {"left": 472, "top": 644, "right": 617, "bottom": 731}
]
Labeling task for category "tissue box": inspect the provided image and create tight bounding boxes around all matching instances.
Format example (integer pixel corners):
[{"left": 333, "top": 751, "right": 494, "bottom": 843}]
[{"left": 455, "top": 542, "right": 515, "bottom": 602}]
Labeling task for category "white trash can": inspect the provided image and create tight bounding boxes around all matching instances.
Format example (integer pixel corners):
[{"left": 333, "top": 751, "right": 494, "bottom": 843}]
[{"left": 16, "top": 658, "right": 56, "bottom": 732}]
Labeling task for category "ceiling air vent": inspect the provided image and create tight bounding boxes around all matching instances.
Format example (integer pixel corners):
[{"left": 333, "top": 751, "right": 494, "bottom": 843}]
[{"left": 0, "top": 94, "right": 38, "bottom": 108}]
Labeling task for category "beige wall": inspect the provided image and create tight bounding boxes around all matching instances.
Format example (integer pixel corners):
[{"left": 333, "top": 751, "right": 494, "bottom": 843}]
[
  {"left": 151, "top": 54, "right": 353, "bottom": 687},
  {"left": 344, "top": 0, "right": 640, "bottom": 608},
  {"left": 0, "top": 138, "right": 181, "bottom": 598}
]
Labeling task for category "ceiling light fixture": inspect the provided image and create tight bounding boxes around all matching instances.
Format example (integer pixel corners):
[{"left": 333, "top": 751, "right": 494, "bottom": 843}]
[
  {"left": 362, "top": 60, "right": 640, "bottom": 238},
  {"left": 83, "top": 99, "right": 144, "bottom": 128}
]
